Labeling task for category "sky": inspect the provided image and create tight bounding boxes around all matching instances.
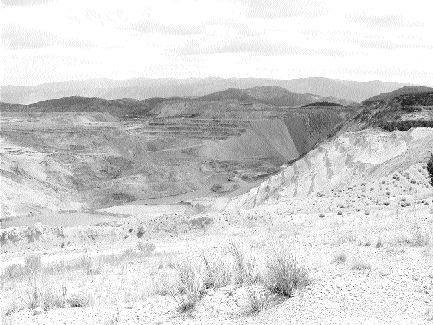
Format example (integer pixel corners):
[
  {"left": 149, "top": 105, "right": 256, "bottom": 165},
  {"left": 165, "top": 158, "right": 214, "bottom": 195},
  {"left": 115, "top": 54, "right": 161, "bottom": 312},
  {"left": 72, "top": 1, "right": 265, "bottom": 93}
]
[{"left": 0, "top": 0, "right": 432, "bottom": 86}]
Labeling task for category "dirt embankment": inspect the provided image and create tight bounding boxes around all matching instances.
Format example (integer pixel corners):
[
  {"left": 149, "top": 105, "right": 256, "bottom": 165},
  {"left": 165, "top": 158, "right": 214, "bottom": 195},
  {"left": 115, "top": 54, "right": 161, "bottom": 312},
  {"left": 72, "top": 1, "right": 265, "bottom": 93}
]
[{"left": 224, "top": 127, "right": 433, "bottom": 209}]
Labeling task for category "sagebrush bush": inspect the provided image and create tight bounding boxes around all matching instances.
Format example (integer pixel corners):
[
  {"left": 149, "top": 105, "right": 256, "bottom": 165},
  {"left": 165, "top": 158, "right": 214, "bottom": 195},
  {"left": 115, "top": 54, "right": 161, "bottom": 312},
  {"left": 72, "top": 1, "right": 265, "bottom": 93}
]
[
  {"left": 263, "top": 245, "right": 310, "bottom": 297},
  {"left": 411, "top": 224, "right": 430, "bottom": 247},
  {"left": 351, "top": 258, "right": 371, "bottom": 271},
  {"left": 201, "top": 251, "right": 231, "bottom": 289},
  {"left": 332, "top": 252, "right": 347, "bottom": 264},
  {"left": 67, "top": 292, "right": 92, "bottom": 308},
  {"left": 245, "top": 288, "right": 267, "bottom": 315},
  {"left": 427, "top": 154, "right": 433, "bottom": 186},
  {"left": 25, "top": 254, "right": 42, "bottom": 275},
  {"left": 137, "top": 241, "right": 156, "bottom": 255},
  {"left": 25, "top": 282, "right": 66, "bottom": 311},
  {"left": 172, "top": 258, "right": 204, "bottom": 313},
  {"left": 227, "top": 242, "right": 259, "bottom": 285}
]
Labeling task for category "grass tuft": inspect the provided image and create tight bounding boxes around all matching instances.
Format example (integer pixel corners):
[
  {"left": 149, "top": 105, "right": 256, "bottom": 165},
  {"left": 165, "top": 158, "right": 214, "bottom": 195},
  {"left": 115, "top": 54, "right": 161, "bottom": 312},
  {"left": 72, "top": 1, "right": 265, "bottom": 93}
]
[
  {"left": 332, "top": 252, "right": 347, "bottom": 264},
  {"left": 172, "top": 258, "right": 204, "bottom": 313},
  {"left": 351, "top": 258, "right": 371, "bottom": 271},
  {"left": 263, "top": 245, "right": 310, "bottom": 297}
]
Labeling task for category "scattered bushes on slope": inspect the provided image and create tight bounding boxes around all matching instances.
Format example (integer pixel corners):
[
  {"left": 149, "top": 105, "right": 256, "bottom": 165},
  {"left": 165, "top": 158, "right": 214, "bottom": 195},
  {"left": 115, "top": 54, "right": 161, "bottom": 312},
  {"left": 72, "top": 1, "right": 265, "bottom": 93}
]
[
  {"left": 378, "top": 120, "right": 433, "bottom": 132},
  {"left": 396, "top": 92, "right": 433, "bottom": 107},
  {"left": 302, "top": 101, "right": 342, "bottom": 107}
]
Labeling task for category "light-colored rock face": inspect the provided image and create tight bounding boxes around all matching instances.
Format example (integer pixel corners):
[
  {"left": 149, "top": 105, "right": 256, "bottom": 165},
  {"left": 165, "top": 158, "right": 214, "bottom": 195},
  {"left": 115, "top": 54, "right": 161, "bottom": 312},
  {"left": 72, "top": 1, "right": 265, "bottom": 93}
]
[{"left": 225, "top": 128, "right": 433, "bottom": 210}]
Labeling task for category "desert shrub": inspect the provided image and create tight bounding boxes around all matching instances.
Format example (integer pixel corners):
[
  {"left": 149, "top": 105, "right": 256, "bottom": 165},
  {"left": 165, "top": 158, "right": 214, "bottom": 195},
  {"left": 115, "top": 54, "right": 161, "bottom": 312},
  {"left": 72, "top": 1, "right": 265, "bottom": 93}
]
[
  {"left": 427, "top": 308, "right": 433, "bottom": 322},
  {"left": 245, "top": 288, "right": 267, "bottom": 315},
  {"left": 2, "top": 263, "right": 27, "bottom": 281},
  {"left": 351, "top": 258, "right": 371, "bottom": 271},
  {"left": 151, "top": 271, "right": 177, "bottom": 296},
  {"left": 411, "top": 224, "right": 430, "bottom": 247},
  {"left": 25, "top": 254, "right": 42, "bottom": 275},
  {"left": 67, "top": 293, "right": 92, "bottom": 308},
  {"left": 427, "top": 154, "right": 433, "bottom": 186},
  {"left": 136, "top": 226, "right": 145, "bottom": 238},
  {"left": 375, "top": 237, "right": 383, "bottom": 248},
  {"left": 395, "top": 223, "right": 430, "bottom": 247},
  {"left": 155, "top": 241, "right": 309, "bottom": 314},
  {"left": 378, "top": 120, "right": 433, "bottom": 132},
  {"left": 201, "top": 251, "right": 232, "bottom": 289},
  {"left": 136, "top": 241, "right": 156, "bottom": 255},
  {"left": 1, "top": 254, "right": 42, "bottom": 281},
  {"left": 172, "top": 258, "right": 205, "bottom": 313},
  {"left": 227, "top": 242, "right": 259, "bottom": 285},
  {"left": 332, "top": 252, "right": 347, "bottom": 264},
  {"left": 263, "top": 245, "right": 309, "bottom": 297},
  {"left": 25, "top": 283, "right": 66, "bottom": 311},
  {"left": 185, "top": 216, "right": 213, "bottom": 231}
]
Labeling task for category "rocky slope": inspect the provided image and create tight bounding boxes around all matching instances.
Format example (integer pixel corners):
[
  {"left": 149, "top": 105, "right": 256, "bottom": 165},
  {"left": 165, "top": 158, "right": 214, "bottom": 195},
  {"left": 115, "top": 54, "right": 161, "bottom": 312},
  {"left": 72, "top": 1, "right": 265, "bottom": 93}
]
[{"left": 221, "top": 127, "right": 433, "bottom": 210}]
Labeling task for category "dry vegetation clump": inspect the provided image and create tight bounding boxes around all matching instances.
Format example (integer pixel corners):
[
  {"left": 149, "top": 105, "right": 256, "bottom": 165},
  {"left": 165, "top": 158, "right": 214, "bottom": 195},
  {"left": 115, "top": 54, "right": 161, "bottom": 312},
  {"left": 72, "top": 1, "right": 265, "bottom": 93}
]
[
  {"left": 172, "top": 258, "right": 206, "bottom": 313},
  {"left": 357, "top": 236, "right": 383, "bottom": 248},
  {"left": 426, "top": 308, "right": 433, "bottom": 322},
  {"left": 201, "top": 250, "right": 232, "bottom": 289},
  {"left": 3, "top": 260, "right": 93, "bottom": 317},
  {"left": 332, "top": 252, "right": 347, "bottom": 264},
  {"left": 2, "top": 245, "right": 156, "bottom": 283},
  {"left": 395, "top": 223, "right": 431, "bottom": 247},
  {"left": 427, "top": 154, "right": 433, "bottom": 186},
  {"left": 24, "top": 284, "right": 66, "bottom": 312},
  {"left": 245, "top": 287, "right": 267, "bottom": 315},
  {"left": 2, "top": 253, "right": 42, "bottom": 282},
  {"left": 137, "top": 241, "right": 156, "bottom": 254},
  {"left": 2, "top": 246, "right": 155, "bottom": 317},
  {"left": 263, "top": 245, "right": 310, "bottom": 297},
  {"left": 411, "top": 223, "right": 431, "bottom": 247},
  {"left": 351, "top": 258, "right": 371, "bottom": 271},
  {"left": 66, "top": 292, "right": 93, "bottom": 308},
  {"left": 227, "top": 242, "right": 260, "bottom": 285},
  {"left": 161, "top": 241, "right": 309, "bottom": 314}
]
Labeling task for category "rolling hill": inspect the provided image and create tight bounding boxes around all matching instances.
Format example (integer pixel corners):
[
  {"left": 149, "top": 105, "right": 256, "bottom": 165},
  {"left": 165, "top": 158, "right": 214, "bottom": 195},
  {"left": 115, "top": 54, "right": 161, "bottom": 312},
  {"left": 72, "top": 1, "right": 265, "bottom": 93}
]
[
  {"left": 362, "top": 86, "right": 433, "bottom": 104},
  {"left": 198, "top": 86, "right": 353, "bottom": 106}
]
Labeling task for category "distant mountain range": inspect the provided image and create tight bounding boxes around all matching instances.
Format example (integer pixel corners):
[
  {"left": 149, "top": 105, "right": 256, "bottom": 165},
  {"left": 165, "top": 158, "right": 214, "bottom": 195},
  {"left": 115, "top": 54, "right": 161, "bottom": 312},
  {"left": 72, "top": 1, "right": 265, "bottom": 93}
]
[
  {"left": 0, "top": 86, "right": 354, "bottom": 117},
  {"left": 0, "top": 77, "right": 416, "bottom": 104}
]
